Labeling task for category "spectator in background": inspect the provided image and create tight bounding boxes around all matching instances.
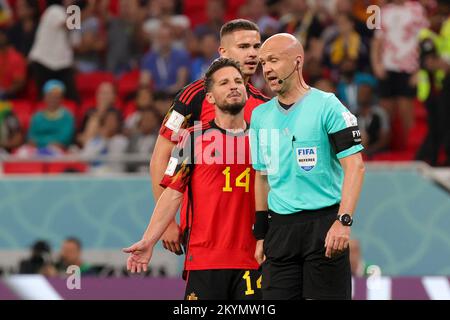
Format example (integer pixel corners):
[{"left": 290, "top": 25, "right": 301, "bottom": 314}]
[
  {"left": 19, "top": 240, "right": 57, "bottom": 276},
  {"left": 371, "top": 0, "right": 429, "bottom": 146},
  {"left": 142, "top": 0, "right": 190, "bottom": 50},
  {"left": 0, "top": 0, "right": 12, "bottom": 27},
  {"left": 29, "top": 0, "right": 79, "bottom": 103},
  {"left": 127, "top": 109, "right": 160, "bottom": 172},
  {"left": 357, "top": 83, "right": 391, "bottom": 157},
  {"left": 55, "top": 237, "right": 94, "bottom": 275},
  {"left": 71, "top": 0, "right": 106, "bottom": 73},
  {"left": 28, "top": 80, "right": 75, "bottom": 150},
  {"left": 313, "top": 78, "right": 336, "bottom": 94},
  {"left": 140, "top": 24, "right": 189, "bottom": 95},
  {"left": 124, "top": 86, "right": 154, "bottom": 132},
  {"left": 336, "top": 57, "right": 377, "bottom": 114},
  {"left": 0, "top": 101, "right": 23, "bottom": 153},
  {"left": 416, "top": 0, "right": 450, "bottom": 166},
  {"left": 78, "top": 82, "right": 119, "bottom": 147},
  {"left": 81, "top": 108, "right": 128, "bottom": 173},
  {"left": 193, "top": 0, "right": 226, "bottom": 38},
  {"left": 7, "top": 0, "right": 39, "bottom": 57},
  {"left": 240, "top": 0, "right": 280, "bottom": 40},
  {"left": 106, "top": 0, "right": 144, "bottom": 75},
  {"left": 0, "top": 27, "right": 27, "bottom": 100},
  {"left": 323, "top": 13, "right": 368, "bottom": 73},
  {"left": 189, "top": 32, "right": 219, "bottom": 82},
  {"left": 279, "top": 0, "right": 324, "bottom": 52}
]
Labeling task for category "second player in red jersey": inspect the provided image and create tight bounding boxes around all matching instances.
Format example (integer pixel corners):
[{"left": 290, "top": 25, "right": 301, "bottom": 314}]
[
  {"left": 150, "top": 19, "right": 269, "bottom": 255},
  {"left": 124, "top": 58, "right": 261, "bottom": 300}
]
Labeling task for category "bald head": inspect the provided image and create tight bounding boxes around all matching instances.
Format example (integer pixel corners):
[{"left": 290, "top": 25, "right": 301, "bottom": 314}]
[
  {"left": 259, "top": 33, "right": 308, "bottom": 96},
  {"left": 260, "top": 33, "right": 304, "bottom": 62}
]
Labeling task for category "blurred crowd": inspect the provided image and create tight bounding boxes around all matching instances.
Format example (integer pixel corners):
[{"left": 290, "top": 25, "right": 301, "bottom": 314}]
[
  {"left": 11, "top": 237, "right": 168, "bottom": 277},
  {"left": 0, "top": 0, "right": 449, "bottom": 170}
]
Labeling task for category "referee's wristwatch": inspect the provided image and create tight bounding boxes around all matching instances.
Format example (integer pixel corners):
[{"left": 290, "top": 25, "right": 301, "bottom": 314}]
[{"left": 337, "top": 214, "right": 353, "bottom": 226}]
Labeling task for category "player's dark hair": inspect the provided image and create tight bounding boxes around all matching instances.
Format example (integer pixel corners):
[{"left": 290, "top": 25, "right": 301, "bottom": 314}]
[
  {"left": 65, "top": 237, "right": 82, "bottom": 250},
  {"left": 220, "top": 19, "right": 260, "bottom": 39},
  {"left": 204, "top": 58, "right": 243, "bottom": 92}
]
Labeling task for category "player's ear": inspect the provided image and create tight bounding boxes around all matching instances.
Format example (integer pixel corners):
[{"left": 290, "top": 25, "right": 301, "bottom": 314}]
[
  {"left": 218, "top": 46, "right": 226, "bottom": 57},
  {"left": 206, "top": 92, "right": 215, "bottom": 105}
]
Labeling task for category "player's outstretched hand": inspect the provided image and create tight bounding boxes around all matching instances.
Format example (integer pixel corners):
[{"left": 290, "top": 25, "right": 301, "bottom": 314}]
[{"left": 123, "top": 239, "right": 153, "bottom": 273}]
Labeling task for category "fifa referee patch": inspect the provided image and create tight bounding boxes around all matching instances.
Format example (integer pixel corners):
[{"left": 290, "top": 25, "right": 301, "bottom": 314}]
[
  {"left": 342, "top": 111, "right": 358, "bottom": 128},
  {"left": 296, "top": 147, "right": 317, "bottom": 172},
  {"left": 165, "top": 157, "right": 179, "bottom": 176},
  {"left": 165, "top": 110, "right": 185, "bottom": 133}
]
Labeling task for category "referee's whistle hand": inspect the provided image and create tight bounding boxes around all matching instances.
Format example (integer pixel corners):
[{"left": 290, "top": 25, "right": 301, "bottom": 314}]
[
  {"left": 324, "top": 221, "right": 351, "bottom": 259},
  {"left": 255, "top": 240, "right": 266, "bottom": 265}
]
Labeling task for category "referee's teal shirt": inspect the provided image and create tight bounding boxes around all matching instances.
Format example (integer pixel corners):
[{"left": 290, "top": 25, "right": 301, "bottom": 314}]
[{"left": 250, "top": 88, "right": 363, "bottom": 214}]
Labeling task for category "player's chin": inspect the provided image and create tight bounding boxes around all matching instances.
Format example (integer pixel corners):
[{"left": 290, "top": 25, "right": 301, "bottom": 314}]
[{"left": 242, "top": 67, "right": 256, "bottom": 77}]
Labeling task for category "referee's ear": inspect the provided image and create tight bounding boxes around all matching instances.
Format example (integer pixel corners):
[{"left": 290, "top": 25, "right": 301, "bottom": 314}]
[{"left": 206, "top": 92, "right": 216, "bottom": 105}]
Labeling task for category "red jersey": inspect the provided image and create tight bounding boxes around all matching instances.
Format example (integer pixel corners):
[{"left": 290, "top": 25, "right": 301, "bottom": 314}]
[
  {"left": 160, "top": 121, "right": 259, "bottom": 271},
  {"left": 158, "top": 79, "right": 269, "bottom": 242}
]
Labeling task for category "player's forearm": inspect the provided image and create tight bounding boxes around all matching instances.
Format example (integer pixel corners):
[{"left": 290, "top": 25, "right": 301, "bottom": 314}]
[
  {"left": 255, "top": 171, "right": 269, "bottom": 211},
  {"left": 142, "top": 188, "right": 183, "bottom": 245},
  {"left": 338, "top": 153, "right": 365, "bottom": 216},
  {"left": 150, "top": 136, "right": 175, "bottom": 201}
]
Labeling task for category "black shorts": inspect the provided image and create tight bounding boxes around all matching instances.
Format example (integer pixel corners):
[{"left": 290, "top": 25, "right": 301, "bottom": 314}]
[
  {"left": 261, "top": 204, "right": 351, "bottom": 300},
  {"left": 379, "top": 71, "right": 416, "bottom": 98},
  {"left": 184, "top": 269, "right": 262, "bottom": 300}
]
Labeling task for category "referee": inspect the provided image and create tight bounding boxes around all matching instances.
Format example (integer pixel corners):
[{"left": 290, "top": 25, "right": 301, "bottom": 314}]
[{"left": 250, "top": 33, "right": 365, "bottom": 300}]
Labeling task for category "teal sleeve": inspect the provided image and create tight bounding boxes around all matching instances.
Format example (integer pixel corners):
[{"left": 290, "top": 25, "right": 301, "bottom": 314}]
[
  {"left": 249, "top": 111, "right": 267, "bottom": 172},
  {"left": 324, "top": 94, "right": 364, "bottom": 157},
  {"left": 59, "top": 112, "right": 75, "bottom": 147},
  {"left": 336, "top": 144, "right": 364, "bottom": 159}
]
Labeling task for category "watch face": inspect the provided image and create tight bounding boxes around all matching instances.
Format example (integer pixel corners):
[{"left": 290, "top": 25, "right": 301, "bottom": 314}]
[{"left": 341, "top": 214, "right": 352, "bottom": 225}]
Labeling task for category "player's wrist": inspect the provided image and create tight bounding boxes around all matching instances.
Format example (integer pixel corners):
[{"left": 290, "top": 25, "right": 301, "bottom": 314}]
[{"left": 253, "top": 210, "right": 269, "bottom": 240}]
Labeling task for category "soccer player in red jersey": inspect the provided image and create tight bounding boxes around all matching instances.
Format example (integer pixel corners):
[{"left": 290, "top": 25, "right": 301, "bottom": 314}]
[
  {"left": 150, "top": 19, "right": 269, "bottom": 255},
  {"left": 124, "top": 58, "right": 261, "bottom": 300}
]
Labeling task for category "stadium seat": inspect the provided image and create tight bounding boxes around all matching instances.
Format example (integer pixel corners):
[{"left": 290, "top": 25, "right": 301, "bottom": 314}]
[
  {"left": 117, "top": 69, "right": 140, "bottom": 101},
  {"left": 75, "top": 72, "right": 115, "bottom": 102},
  {"left": 46, "top": 162, "right": 88, "bottom": 174},
  {"left": 2, "top": 162, "right": 45, "bottom": 174}
]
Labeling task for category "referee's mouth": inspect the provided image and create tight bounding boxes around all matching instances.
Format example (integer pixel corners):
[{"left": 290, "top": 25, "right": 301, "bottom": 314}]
[{"left": 266, "top": 75, "right": 279, "bottom": 85}]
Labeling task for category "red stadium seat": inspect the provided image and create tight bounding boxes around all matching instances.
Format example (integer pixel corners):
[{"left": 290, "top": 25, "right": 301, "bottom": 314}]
[
  {"left": 117, "top": 69, "right": 140, "bottom": 101},
  {"left": 46, "top": 162, "right": 88, "bottom": 174},
  {"left": 76, "top": 72, "right": 115, "bottom": 102},
  {"left": 2, "top": 162, "right": 45, "bottom": 174},
  {"left": 122, "top": 101, "right": 137, "bottom": 119}
]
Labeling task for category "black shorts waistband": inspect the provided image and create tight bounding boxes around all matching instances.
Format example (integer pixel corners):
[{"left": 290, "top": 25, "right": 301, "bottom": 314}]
[{"left": 268, "top": 204, "right": 339, "bottom": 225}]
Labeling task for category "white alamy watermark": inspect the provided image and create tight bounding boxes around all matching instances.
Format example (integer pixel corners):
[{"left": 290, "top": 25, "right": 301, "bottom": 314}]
[
  {"left": 366, "top": 5, "right": 381, "bottom": 30},
  {"left": 66, "top": 265, "right": 81, "bottom": 290},
  {"left": 66, "top": 5, "right": 81, "bottom": 30}
]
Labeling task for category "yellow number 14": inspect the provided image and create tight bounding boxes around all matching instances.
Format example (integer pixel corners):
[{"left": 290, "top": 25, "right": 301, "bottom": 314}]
[{"left": 222, "top": 167, "right": 250, "bottom": 192}]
